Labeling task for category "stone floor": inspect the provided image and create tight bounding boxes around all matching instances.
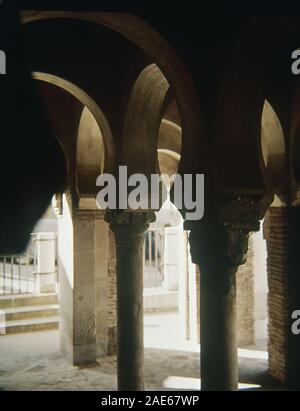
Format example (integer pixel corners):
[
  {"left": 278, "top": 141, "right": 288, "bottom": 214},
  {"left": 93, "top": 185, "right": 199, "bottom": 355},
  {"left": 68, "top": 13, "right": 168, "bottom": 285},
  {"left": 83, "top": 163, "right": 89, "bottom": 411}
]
[
  {"left": 0, "top": 312, "right": 200, "bottom": 391},
  {"left": 0, "top": 335, "right": 200, "bottom": 391},
  {"left": 0, "top": 312, "right": 290, "bottom": 391}
]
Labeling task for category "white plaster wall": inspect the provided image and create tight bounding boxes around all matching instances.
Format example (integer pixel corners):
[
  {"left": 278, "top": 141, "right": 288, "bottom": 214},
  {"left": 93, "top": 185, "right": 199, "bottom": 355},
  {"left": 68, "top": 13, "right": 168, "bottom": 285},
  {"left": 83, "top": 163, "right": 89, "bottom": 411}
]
[{"left": 58, "top": 195, "right": 74, "bottom": 362}]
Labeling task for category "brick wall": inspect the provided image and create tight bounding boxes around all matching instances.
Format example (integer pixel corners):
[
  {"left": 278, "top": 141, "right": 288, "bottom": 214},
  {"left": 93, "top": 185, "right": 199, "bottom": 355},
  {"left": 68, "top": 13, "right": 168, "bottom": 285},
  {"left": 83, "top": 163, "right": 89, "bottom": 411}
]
[{"left": 265, "top": 207, "right": 300, "bottom": 387}]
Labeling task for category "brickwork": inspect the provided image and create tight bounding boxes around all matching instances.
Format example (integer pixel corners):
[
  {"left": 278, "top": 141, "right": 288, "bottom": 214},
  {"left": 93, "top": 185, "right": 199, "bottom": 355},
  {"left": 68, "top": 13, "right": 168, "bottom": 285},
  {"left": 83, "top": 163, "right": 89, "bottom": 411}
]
[{"left": 265, "top": 207, "right": 300, "bottom": 387}]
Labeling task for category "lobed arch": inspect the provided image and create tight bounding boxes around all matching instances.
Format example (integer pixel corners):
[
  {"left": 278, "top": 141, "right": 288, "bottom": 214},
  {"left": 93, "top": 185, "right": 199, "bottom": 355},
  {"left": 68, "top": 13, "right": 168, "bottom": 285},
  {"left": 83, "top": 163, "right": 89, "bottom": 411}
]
[
  {"left": 122, "top": 64, "right": 172, "bottom": 177},
  {"left": 260, "top": 100, "right": 286, "bottom": 191},
  {"left": 157, "top": 119, "right": 182, "bottom": 181},
  {"left": 77, "top": 106, "right": 105, "bottom": 197},
  {"left": 290, "top": 79, "right": 300, "bottom": 191},
  {"left": 157, "top": 149, "right": 181, "bottom": 180},
  {"left": 22, "top": 11, "right": 205, "bottom": 179},
  {"left": 292, "top": 123, "right": 300, "bottom": 187},
  {"left": 32, "top": 72, "right": 114, "bottom": 197},
  {"left": 158, "top": 119, "right": 182, "bottom": 156}
]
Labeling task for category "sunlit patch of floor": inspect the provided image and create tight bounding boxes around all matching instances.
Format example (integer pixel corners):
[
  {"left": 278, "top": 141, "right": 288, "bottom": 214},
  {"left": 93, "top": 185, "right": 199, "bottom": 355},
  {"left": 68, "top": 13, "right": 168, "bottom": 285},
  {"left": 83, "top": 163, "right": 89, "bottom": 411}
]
[
  {"left": 163, "top": 376, "right": 200, "bottom": 390},
  {"left": 163, "top": 377, "right": 261, "bottom": 391},
  {"left": 238, "top": 348, "right": 268, "bottom": 361},
  {"left": 238, "top": 382, "right": 262, "bottom": 390}
]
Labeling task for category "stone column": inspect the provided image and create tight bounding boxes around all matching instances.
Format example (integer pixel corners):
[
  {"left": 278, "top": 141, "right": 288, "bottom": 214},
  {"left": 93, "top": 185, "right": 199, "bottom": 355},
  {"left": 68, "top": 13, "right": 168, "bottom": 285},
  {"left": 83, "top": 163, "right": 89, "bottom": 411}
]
[
  {"left": 106, "top": 211, "right": 155, "bottom": 391},
  {"left": 35, "top": 232, "right": 57, "bottom": 294},
  {"left": 163, "top": 226, "right": 186, "bottom": 292},
  {"left": 265, "top": 206, "right": 300, "bottom": 388},
  {"left": 186, "top": 199, "right": 260, "bottom": 391},
  {"left": 179, "top": 232, "right": 200, "bottom": 345},
  {"left": 56, "top": 194, "right": 114, "bottom": 365}
]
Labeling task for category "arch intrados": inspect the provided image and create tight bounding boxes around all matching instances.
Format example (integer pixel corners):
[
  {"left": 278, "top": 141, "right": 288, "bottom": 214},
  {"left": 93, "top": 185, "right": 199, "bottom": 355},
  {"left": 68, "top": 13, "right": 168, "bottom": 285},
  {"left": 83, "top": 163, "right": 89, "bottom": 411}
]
[
  {"left": 32, "top": 71, "right": 114, "bottom": 174},
  {"left": 22, "top": 12, "right": 202, "bottom": 158},
  {"left": 260, "top": 100, "right": 285, "bottom": 189}
]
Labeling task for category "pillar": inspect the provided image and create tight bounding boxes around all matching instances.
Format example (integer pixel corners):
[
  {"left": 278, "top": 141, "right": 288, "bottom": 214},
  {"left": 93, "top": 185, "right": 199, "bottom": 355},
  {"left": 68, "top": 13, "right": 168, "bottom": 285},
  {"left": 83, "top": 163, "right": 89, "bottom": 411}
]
[
  {"left": 35, "top": 232, "right": 57, "bottom": 294},
  {"left": 179, "top": 231, "right": 200, "bottom": 345},
  {"left": 105, "top": 229, "right": 118, "bottom": 356},
  {"left": 265, "top": 206, "right": 300, "bottom": 387},
  {"left": 95, "top": 216, "right": 117, "bottom": 358},
  {"left": 186, "top": 200, "right": 260, "bottom": 391},
  {"left": 163, "top": 226, "right": 184, "bottom": 292},
  {"left": 56, "top": 194, "right": 114, "bottom": 365},
  {"left": 106, "top": 211, "right": 155, "bottom": 391}
]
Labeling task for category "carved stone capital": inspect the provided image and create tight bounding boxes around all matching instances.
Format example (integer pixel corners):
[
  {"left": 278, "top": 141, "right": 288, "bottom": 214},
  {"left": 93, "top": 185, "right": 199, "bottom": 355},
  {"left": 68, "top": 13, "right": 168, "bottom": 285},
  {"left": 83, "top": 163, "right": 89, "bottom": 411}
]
[
  {"left": 187, "top": 221, "right": 250, "bottom": 269},
  {"left": 218, "top": 196, "right": 262, "bottom": 233},
  {"left": 185, "top": 196, "right": 263, "bottom": 269},
  {"left": 105, "top": 211, "right": 156, "bottom": 238},
  {"left": 105, "top": 210, "right": 155, "bottom": 226}
]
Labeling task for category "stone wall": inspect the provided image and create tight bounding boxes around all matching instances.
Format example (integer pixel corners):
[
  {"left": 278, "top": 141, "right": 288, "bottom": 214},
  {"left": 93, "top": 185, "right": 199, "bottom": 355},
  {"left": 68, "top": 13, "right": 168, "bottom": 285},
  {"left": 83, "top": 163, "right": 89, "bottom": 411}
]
[
  {"left": 95, "top": 220, "right": 117, "bottom": 358},
  {"left": 237, "top": 236, "right": 255, "bottom": 347},
  {"left": 107, "top": 229, "right": 117, "bottom": 355}
]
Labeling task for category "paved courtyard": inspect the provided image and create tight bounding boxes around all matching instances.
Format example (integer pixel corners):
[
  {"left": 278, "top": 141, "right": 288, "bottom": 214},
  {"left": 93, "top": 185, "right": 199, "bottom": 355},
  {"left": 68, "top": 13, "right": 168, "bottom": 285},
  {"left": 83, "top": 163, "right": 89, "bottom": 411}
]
[
  {"left": 0, "top": 334, "right": 200, "bottom": 391},
  {"left": 0, "top": 312, "right": 289, "bottom": 391},
  {"left": 0, "top": 313, "right": 200, "bottom": 391}
]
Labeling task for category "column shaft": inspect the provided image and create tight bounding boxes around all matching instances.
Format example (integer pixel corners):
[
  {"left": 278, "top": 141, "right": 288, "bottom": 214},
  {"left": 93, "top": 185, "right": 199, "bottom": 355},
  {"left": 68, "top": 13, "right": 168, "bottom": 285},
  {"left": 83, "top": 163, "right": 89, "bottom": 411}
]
[
  {"left": 200, "top": 265, "right": 238, "bottom": 391},
  {"left": 115, "top": 229, "right": 145, "bottom": 390},
  {"left": 107, "top": 212, "right": 155, "bottom": 391},
  {"left": 187, "top": 209, "right": 258, "bottom": 391}
]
